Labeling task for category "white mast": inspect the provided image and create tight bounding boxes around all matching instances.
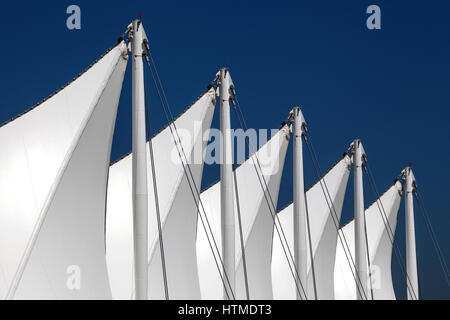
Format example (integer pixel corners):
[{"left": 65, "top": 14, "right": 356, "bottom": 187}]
[
  {"left": 291, "top": 107, "right": 308, "bottom": 300},
  {"left": 131, "top": 18, "right": 149, "bottom": 300},
  {"left": 404, "top": 167, "right": 419, "bottom": 300},
  {"left": 352, "top": 139, "right": 369, "bottom": 300},
  {"left": 219, "top": 68, "right": 235, "bottom": 299}
]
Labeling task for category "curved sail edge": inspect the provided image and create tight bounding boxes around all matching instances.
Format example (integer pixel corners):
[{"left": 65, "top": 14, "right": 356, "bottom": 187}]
[
  {"left": 0, "top": 42, "right": 128, "bottom": 299},
  {"left": 8, "top": 42, "right": 128, "bottom": 299},
  {"left": 106, "top": 88, "right": 216, "bottom": 300},
  {"left": 334, "top": 180, "right": 403, "bottom": 300},
  {"left": 197, "top": 125, "right": 291, "bottom": 300},
  {"left": 271, "top": 155, "right": 351, "bottom": 300}
]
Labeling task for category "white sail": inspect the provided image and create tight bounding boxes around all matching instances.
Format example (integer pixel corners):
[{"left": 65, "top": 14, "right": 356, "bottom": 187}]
[
  {"left": 0, "top": 42, "right": 128, "bottom": 299},
  {"left": 197, "top": 126, "right": 290, "bottom": 299},
  {"left": 271, "top": 155, "right": 351, "bottom": 299},
  {"left": 334, "top": 180, "right": 402, "bottom": 300},
  {"left": 106, "top": 88, "right": 216, "bottom": 299}
]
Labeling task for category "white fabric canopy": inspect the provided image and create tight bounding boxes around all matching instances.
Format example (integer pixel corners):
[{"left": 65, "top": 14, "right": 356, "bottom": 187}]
[
  {"left": 271, "top": 155, "right": 351, "bottom": 299},
  {"left": 106, "top": 89, "right": 216, "bottom": 299},
  {"left": 334, "top": 181, "right": 402, "bottom": 300},
  {"left": 0, "top": 42, "right": 128, "bottom": 299},
  {"left": 197, "top": 126, "right": 290, "bottom": 299}
]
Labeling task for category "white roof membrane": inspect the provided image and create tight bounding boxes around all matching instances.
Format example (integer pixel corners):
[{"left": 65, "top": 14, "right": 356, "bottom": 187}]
[
  {"left": 334, "top": 181, "right": 402, "bottom": 300},
  {"left": 0, "top": 42, "right": 128, "bottom": 299},
  {"left": 197, "top": 126, "right": 290, "bottom": 299},
  {"left": 106, "top": 89, "right": 216, "bottom": 299},
  {"left": 271, "top": 156, "right": 351, "bottom": 299}
]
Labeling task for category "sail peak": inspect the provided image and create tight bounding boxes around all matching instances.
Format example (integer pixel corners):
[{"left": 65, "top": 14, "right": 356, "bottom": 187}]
[
  {"left": 0, "top": 41, "right": 127, "bottom": 130},
  {"left": 200, "top": 123, "right": 290, "bottom": 194},
  {"left": 110, "top": 87, "right": 216, "bottom": 167},
  {"left": 1, "top": 41, "right": 128, "bottom": 299}
]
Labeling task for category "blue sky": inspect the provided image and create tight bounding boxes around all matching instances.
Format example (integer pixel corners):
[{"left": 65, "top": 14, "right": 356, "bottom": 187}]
[{"left": 0, "top": 1, "right": 449, "bottom": 299}]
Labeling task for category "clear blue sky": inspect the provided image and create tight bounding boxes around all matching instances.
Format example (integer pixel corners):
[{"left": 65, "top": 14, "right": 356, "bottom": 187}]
[{"left": 0, "top": 1, "right": 448, "bottom": 299}]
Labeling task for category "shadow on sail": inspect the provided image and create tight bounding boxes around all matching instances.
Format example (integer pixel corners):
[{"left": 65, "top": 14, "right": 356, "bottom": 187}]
[
  {"left": 334, "top": 180, "right": 402, "bottom": 300},
  {"left": 197, "top": 126, "right": 290, "bottom": 299},
  {"left": 0, "top": 42, "right": 128, "bottom": 299},
  {"left": 106, "top": 88, "right": 216, "bottom": 299},
  {"left": 272, "top": 155, "right": 351, "bottom": 299}
]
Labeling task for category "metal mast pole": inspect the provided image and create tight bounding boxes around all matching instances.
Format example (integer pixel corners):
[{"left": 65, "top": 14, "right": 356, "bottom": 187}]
[
  {"left": 219, "top": 68, "right": 235, "bottom": 299},
  {"left": 404, "top": 167, "right": 419, "bottom": 300},
  {"left": 292, "top": 107, "right": 308, "bottom": 300},
  {"left": 131, "top": 18, "right": 148, "bottom": 300},
  {"left": 352, "top": 139, "right": 368, "bottom": 300}
]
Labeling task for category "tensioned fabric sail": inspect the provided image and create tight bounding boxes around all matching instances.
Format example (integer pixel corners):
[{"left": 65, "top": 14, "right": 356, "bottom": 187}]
[
  {"left": 334, "top": 180, "right": 403, "bottom": 300},
  {"left": 271, "top": 155, "right": 351, "bottom": 300},
  {"left": 0, "top": 42, "right": 128, "bottom": 299},
  {"left": 106, "top": 88, "right": 216, "bottom": 300},
  {"left": 197, "top": 126, "right": 290, "bottom": 299}
]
